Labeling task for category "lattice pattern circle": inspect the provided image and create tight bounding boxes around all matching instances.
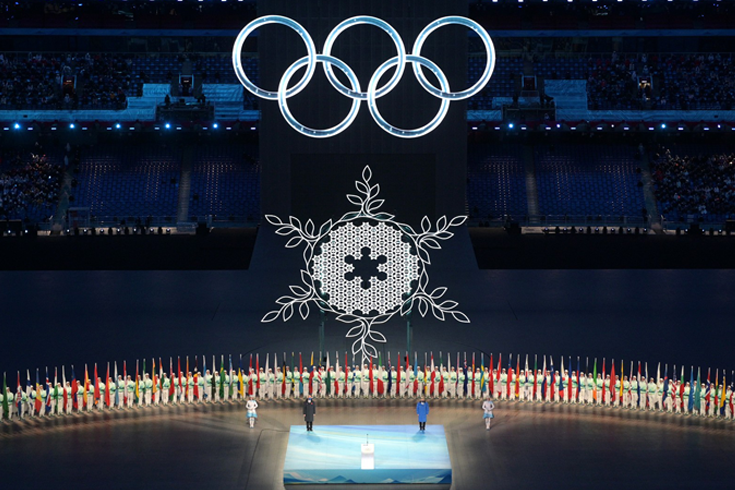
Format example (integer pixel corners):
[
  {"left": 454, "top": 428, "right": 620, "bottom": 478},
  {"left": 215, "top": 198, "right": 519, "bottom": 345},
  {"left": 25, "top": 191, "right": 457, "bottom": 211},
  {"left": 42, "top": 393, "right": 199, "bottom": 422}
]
[
  {"left": 262, "top": 165, "right": 469, "bottom": 362},
  {"left": 312, "top": 221, "right": 420, "bottom": 316}
]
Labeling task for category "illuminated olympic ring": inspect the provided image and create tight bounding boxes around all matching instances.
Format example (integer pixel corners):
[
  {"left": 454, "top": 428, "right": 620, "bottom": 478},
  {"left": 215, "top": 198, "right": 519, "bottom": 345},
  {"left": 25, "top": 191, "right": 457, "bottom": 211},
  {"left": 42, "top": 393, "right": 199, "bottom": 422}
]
[{"left": 232, "top": 15, "right": 495, "bottom": 139}]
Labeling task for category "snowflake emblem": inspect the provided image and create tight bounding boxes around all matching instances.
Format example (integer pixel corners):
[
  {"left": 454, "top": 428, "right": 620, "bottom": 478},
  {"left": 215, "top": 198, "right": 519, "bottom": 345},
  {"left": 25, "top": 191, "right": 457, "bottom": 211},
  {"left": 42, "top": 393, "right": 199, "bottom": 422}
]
[{"left": 263, "top": 166, "right": 469, "bottom": 361}]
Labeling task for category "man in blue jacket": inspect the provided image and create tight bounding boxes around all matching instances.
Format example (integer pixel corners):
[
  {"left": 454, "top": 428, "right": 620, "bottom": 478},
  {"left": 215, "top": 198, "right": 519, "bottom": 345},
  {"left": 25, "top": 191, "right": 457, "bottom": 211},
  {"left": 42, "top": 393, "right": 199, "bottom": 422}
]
[{"left": 416, "top": 397, "right": 429, "bottom": 432}]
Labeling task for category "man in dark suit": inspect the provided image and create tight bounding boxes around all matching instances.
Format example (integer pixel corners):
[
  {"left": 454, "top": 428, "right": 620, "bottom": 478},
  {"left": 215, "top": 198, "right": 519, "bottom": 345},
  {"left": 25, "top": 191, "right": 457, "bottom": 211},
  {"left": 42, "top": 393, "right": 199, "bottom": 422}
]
[{"left": 303, "top": 395, "right": 316, "bottom": 431}]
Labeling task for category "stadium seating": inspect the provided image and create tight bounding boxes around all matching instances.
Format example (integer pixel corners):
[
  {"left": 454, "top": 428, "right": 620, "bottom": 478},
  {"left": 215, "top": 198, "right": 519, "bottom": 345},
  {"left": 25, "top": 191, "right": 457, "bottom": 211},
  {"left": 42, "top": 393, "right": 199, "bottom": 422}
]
[
  {"left": 534, "top": 144, "right": 645, "bottom": 218},
  {"left": 650, "top": 145, "right": 735, "bottom": 224},
  {"left": 71, "top": 143, "right": 180, "bottom": 220},
  {"left": 467, "top": 143, "right": 528, "bottom": 220},
  {"left": 188, "top": 144, "right": 260, "bottom": 222},
  {"left": 0, "top": 148, "right": 62, "bottom": 223}
]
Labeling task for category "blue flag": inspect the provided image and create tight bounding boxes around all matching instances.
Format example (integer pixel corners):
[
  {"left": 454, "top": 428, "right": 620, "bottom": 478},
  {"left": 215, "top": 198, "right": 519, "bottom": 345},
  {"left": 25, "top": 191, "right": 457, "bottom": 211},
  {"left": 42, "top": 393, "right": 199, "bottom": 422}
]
[
  {"left": 387, "top": 359, "right": 392, "bottom": 394},
  {"left": 662, "top": 365, "right": 669, "bottom": 405}
]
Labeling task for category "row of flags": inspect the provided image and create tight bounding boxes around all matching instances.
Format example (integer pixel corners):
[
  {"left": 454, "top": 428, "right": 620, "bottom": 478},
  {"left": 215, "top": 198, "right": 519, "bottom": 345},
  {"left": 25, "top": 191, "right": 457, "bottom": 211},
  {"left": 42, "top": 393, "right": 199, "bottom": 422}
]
[{"left": 3, "top": 352, "right": 734, "bottom": 419}]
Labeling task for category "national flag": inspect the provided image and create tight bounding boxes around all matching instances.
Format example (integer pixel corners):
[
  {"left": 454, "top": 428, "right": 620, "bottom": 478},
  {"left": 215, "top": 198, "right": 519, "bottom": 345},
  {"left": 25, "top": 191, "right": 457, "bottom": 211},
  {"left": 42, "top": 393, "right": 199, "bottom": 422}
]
[
  {"left": 105, "top": 363, "right": 111, "bottom": 408},
  {"left": 369, "top": 356, "right": 374, "bottom": 395},
  {"left": 506, "top": 354, "right": 512, "bottom": 399},
  {"left": 662, "top": 364, "right": 669, "bottom": 406},
  {"left": 219, "top": 355, "right": 225, "bottom": 400},
  {"left": 636, "top": 361, "right": 641, "bottom": 407},
  {"left": 720, "top": 371, "right": 727, "bottom": 416},
  {"left": 489, "top": 353, "right": 495, "bottom": 395},
  {"left": 298, "top": 353, "right": 303, "bottom": 395},
  {"left": 61, "top": 366, "right": 67, "bottom": 413},
  {"left": 557, "top": 356, "right": 563, "bottom": 401},
  {"left": 705, "top": 368, "right": 711, "bottom": 412},
  {"left": 45, "top": 367, "right": 52, "bottom": 414},
  {"left": 17, "top": 371, "right": 23, "bottom": 417},
  {"left": 541, "top": 356, "right": 547, "bottom": 400},
  {"left": 229, "top": 355, "right": 235, "bottom": 399},
  {"left": 2, "top": 372, "right": 8, "bottom": 420},
  {"left": 679, "top": 365, "right": 685, "bottom": 407},
  {"left": 532, "top": 355, "right": 537, "bottom": 399},
  {"left": 169, "top": 358, "right": 175, "bottom": 401},
  {"left": 577, "top": 357, "right": 581, "bottom": 400},
  {"left": 516, "top": 355, "right": 521, "bottom": 399},
  {"left": 396, "top": 352, "right": 401, "bottom": 392},
  {"left": 84, "top": 364, "right": 90, "bottom": 408},
  {"left": 256, "top": 354, "right": 261, "bottom": 393},
  {"left": 93, "top": 364, "right": 100, "bottom": 406},
  {"left": 694, "top": 367, "right": 702, "bottom": 412},
  {"left": 135, "top": 360, "right": 140, "bottom": 403},
  {"left": 326, "top": 352, "right": 332, "bottom": 396},
  {"left": 619, "top": 360, "right": 624, "bottom": 402},
  {"left": 567, "top": 356, "right": 572, "bottom": 401},
  {"left": 238, "top": 355, "right": 244, "bottom": 398},
  {"left": 34, "top": 369, "right": 42, "bottom": 415},
  {"left": 114, "top": 362, "right": 119, "bottom": 407},
  {"left": 414, "top": 353, "right": 419, "bottom": 396},
  {"left": 609, "top": 359, "right": 616, "bottom": 404},
  {"left": 387, "top": 352, "right": 393, "bottom": 394},
  {"left": 601, "top": 358, "right": 606, "bottom": 404},
  {"left": 549, "top": 356, "right": 555, "bottom": 401},
  {"left": 152, "top": 358, "right": 158, "bottom": 397},
  {"left": 687, "top": 366, "right": 694, "bottom": 412},
  {"left": 427, "top": 353, "right": 434, "bottom": 397},
  {"left": 592, "top": 358, "right": 598, "bottom": 402}
]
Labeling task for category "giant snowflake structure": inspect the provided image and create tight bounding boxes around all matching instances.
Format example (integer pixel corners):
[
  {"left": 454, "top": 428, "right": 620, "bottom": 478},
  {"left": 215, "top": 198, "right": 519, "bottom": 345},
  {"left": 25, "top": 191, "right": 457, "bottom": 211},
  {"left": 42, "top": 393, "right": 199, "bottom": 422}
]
[{"left": 263, "top": 166, "right": 469, "bottom": 361}]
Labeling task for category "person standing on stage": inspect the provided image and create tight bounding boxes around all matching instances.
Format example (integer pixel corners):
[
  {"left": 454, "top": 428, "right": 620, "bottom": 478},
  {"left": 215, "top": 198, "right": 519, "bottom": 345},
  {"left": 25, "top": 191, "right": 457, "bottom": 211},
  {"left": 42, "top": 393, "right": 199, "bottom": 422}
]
[
  {"left": 482, "top": 396, "right": 495, "bottom": 430},
  {"left": 390, "top": 365, "right": 398, "bottom": 398},
  {"left": 416, "top": 397, "right": 429, "bottom": 432},
  {"left": 246, "top": 395, "right": 258, "bottom": 428},
  {"left": 449, "top": 367, "right": 458, "bottom": 399},
  {"left": 303, "top": 395, "right": 316, "bottom": 431}
]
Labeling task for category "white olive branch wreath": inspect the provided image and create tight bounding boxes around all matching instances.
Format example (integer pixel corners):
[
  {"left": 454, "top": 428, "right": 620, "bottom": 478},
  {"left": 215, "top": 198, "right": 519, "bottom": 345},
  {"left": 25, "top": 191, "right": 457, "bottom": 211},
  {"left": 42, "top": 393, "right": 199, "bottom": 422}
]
[{"left": 262, "top": 166, "right": 469, "bottom": 362}]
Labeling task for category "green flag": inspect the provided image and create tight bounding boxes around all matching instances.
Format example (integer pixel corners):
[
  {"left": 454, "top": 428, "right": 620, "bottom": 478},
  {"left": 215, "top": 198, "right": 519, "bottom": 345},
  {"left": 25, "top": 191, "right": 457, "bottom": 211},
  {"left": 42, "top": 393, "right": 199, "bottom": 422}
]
[
  {"left": 219, "top": 364, "right": 225, "bottom": 400},
  {"left": 695, "top": 368, "right": 702, "bottom": 411},
  {"left": 593, "top": 358, "right": 598, "bottom": 401},
  {"left": 2, "top": 372, "right": 8, "bottom": 420}
]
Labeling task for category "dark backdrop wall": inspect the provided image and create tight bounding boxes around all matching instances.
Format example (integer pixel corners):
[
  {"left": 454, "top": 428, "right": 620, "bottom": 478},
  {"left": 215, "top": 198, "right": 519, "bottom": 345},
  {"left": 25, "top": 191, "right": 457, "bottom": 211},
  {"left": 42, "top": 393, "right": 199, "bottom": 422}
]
[{"left": 257, "top": 0, "right": 467, "bottom": 229}]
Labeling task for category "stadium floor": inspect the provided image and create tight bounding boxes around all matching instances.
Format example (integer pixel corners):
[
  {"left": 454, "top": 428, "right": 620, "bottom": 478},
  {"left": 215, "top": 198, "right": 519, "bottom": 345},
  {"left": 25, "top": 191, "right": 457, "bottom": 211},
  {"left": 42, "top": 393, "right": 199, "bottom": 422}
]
[{"left": 1, "top": 398, "right": 733, "bottom": 490}]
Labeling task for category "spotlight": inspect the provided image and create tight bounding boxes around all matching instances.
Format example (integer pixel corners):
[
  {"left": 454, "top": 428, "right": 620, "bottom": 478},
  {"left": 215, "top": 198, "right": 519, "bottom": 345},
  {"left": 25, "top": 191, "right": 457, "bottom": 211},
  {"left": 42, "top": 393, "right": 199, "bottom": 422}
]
[
  {"left": 13, "top": 123, "right": 20, "bottom": 130},
  {"left": 212, "top": 122, "right": 219, "bottom": 129},
  {"left": 508, "top": 123, "right": 514, "bottom": 129},
  {"left": 69, "top": 123, "right": 75, "bottom": 129},
  {"left": 165, "top": 123, "right": 171, "bottom": 129},
  {"left": 115, "top": 123, "right": 121, "bottom": 129},
  {"left": 660, "top": 123, "right": 666, "bottom": 130}
]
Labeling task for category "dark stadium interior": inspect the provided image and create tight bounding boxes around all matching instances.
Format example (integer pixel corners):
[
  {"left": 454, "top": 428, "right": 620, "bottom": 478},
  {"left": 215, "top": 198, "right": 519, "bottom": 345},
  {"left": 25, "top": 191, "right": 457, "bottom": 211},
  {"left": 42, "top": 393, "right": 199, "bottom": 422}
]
[{"left": 2, "top": 1, "right": 735, "bottom": 489}]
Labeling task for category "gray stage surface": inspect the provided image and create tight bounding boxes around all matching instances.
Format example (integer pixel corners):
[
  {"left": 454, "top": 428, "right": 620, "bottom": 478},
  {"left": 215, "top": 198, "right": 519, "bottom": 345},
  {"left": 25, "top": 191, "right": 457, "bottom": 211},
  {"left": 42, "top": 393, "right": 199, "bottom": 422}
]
[{"left": 1, "top": 398, "right": 734, "bottom": 489}]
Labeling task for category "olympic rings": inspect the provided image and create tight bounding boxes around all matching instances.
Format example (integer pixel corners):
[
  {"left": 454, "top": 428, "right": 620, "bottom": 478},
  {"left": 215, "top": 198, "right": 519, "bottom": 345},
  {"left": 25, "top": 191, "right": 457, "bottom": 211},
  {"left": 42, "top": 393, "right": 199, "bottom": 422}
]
[{"left": 232, "top": 15, "right": 495, "bottom": 138}]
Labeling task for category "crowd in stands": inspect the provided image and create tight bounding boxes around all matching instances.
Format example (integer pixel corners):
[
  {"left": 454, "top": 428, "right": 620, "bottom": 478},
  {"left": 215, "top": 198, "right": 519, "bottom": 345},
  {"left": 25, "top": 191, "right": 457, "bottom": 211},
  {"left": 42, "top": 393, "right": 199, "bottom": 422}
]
[
  {"left": 587, "top": 53, "right": 735, "bottom": 111},
  {"left": 0, "top": 144, "right": 63, "bottom": 222},
  {"left": 0, "top": 52, "right": 131, "bottom": 110},
  {"left": 651, "top": 146, "right": 735, "bottom": 221}
]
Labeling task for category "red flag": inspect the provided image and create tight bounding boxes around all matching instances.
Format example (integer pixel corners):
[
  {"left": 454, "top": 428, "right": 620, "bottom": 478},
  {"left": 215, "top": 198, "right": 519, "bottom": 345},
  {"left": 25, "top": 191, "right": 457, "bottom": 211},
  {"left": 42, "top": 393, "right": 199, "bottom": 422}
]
[
  {"left": 256, "top": 354, "right": 261, "bottom": 391},
  {"left": 94, "top": 363, "right": 100, "bottom": 403},
  {"left": 489, "top": 354, "right": 494, "bottom": 395},
  {"left": 610, "top": 360, "right": 616, "bottom": 404},
  {"left": 249, "top": 354, "right": 254, "bottom": 395},
  {"left": 105, "top": 363, "right": 111, "bottom": 407},
  {"left": 496, "top": 354, "right": 502, "bottom": 383},
  {"left": 515, "top": 355, "right": 520, "bottom": 399},
  {"left": 169, "top": 358, "right": 175, "bottom": 400},
  {"left": 369, "top": 357, "right": 373, "bottom": 395},
  {"left": 185, "top": 357, "right": 190, "bottom": 398},
  {"left": 194, "top": 370, "right": 199, "bottom": 399}
]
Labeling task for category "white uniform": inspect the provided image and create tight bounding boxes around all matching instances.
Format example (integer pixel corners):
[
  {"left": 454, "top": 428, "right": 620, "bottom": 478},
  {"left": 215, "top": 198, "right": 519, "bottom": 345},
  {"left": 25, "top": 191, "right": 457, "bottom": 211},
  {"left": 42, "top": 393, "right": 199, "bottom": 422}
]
[{"left": 246, "top": 398, "right": 258, "bottom": 428}]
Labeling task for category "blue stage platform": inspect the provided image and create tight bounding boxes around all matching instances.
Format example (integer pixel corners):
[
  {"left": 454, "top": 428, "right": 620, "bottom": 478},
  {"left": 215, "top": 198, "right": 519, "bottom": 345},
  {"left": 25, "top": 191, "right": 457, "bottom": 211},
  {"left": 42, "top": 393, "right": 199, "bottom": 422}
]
[{"left": 283, "top": 425, "right": 452, "bottom": 485}]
